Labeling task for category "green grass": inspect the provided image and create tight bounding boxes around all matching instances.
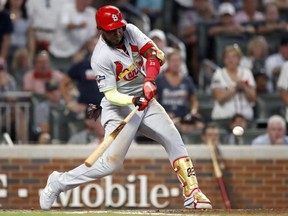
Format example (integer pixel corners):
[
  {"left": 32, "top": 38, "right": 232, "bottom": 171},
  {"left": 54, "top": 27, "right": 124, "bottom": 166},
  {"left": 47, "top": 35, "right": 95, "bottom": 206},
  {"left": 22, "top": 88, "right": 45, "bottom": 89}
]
[{"left": 0, "top": 210, "right": 288, "bottom": 216}]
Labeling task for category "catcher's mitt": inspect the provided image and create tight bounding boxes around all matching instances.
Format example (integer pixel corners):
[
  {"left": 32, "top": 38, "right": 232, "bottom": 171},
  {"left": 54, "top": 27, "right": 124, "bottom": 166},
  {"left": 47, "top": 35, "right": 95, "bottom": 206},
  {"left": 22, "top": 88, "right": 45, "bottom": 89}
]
[{"left": 87, "top": 104, "right": 102, "bottom": 121}]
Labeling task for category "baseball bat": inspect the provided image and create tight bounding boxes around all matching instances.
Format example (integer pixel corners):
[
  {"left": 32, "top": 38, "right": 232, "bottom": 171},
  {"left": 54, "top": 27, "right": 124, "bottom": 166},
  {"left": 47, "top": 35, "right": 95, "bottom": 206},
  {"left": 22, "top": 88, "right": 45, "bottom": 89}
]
[
  {"left": 84, "top": 106, "right": 139, "bottom": 167},
  {"left": 207, "top": 140, "right": 232, "bottom": 209}
]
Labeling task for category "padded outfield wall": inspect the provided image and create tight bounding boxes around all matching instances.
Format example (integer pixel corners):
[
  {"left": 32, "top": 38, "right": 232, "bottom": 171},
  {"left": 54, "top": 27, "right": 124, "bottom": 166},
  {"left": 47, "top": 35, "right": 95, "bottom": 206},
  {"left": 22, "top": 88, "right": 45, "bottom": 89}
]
[{"left": 0, "top": 145, "right": 287, "bottom": 209}]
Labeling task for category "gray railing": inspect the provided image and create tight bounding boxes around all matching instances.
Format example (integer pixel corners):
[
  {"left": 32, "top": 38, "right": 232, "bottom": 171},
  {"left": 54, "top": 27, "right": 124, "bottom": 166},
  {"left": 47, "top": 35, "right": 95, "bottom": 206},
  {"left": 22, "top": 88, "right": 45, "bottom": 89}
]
[{"left": 0, "top": 92, "right": 32, "bottom": 144}]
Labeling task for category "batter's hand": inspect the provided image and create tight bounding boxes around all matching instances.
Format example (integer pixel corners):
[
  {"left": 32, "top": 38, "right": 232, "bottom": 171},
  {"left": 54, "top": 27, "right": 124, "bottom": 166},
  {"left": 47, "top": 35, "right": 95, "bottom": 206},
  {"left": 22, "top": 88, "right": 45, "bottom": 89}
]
[
  {"left": 132, "top": 95, "right": 149, "bottom": 111},
  {"left": 143, "top": 81, "right": 157, "bottom": 100}
]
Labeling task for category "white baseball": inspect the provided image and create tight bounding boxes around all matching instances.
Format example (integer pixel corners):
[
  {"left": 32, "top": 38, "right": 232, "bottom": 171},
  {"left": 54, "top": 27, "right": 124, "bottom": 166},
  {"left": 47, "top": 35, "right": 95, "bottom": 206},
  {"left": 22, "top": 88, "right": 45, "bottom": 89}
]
[{"left": 232, "top": 126, "right": 244, "bottom": 136}]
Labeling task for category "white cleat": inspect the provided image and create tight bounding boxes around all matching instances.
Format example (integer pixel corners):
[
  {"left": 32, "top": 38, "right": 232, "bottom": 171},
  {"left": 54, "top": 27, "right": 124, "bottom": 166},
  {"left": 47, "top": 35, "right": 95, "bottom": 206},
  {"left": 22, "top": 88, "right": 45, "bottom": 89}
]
[
  {"left": 39, "top": 171, "right": 61, "bottom": 210},
  {"left": 184, "top": 188, "right": 212, "bottom": 209}
]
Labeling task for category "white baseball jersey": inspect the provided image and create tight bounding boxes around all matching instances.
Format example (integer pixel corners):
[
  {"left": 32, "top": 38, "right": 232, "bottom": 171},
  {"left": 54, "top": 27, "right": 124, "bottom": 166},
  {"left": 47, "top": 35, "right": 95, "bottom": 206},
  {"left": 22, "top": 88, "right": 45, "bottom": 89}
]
[
  {"left": 48, "top": 23, "right": 191, "bottom": 201},
  {"left": 91, "top": 24, "right": 151, "bottom": 96}
]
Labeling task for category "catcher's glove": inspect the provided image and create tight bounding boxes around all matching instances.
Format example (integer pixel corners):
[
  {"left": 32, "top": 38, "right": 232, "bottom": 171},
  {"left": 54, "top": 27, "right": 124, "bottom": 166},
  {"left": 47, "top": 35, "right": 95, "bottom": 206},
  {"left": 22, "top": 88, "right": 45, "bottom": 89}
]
[{"left": 87, "top": 104, "right": 102, "bottom": 121}]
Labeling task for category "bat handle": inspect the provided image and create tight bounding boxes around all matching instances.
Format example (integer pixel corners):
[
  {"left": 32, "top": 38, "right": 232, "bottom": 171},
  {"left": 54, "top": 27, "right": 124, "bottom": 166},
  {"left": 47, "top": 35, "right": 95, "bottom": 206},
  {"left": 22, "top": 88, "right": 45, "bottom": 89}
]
[{"left": 84, "top": 106, "right": 139, "bottom": 167}]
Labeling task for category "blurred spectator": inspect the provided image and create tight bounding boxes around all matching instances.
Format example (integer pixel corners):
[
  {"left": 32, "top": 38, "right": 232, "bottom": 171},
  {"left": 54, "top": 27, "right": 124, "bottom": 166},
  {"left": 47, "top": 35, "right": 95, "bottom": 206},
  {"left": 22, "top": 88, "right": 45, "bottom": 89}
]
[
  {"left": 134, "top": 0, "right": 163, "bottom": 29},
  {"left": 4, "top": 0, "right": 34, "bottom": 66},
  {"left": 265, "top": 34, "right": 288, "bottom": 91},
  {"left": 257, "top": 2, "right": 288, "bottom": 35},
  {"left": 240, "top": 36, "right": 270, "bottom": 94},
  {"left": 33, "top": 79, "right": 68, "bottom": 144},
  {"left": 252, "top": 115, "right": 288, "bottom": 145},
  {"left": 201, "top": 121, "right": 227, "bottom": 171},
  {"left": 213, "top": 0, "right": 243, "bottom": 10},
  {"left": 49, "top": 0, "right": 96, "bottom": 72},
  {"left": 224, "top": 113, "right": 248, "bottom": 145},
  {"left": 10, "top": 47, "right": 31, "bottom": 89},
  {"left": 148, "top": 29, "right": 187, "bottom": 74},
  {"left": 0, "top": 0, "right": 13, "bottom": 61},
  {"left": 26, "top": 0, "right": 70, "bottom": 52},
  {"left": 273, "top": 0, "right": 288, "bottom": 10},
  {"left": 0, "top": 58, "right": 26, "bottom": 143},
  {"left": 0, "top": 58, "right": 17, "bottom": 92},
  {"left": 155, "top": 50, "right": 203, "bottom": 133},
  {"left": 23, "top": 51, "right": 63, "bottom": 95},
  {"left": 253, "top": 72, "right": 270, "bottom": 94},
  {"left": 67, "top": 111, "right": 103, "bottom": 145},
  {"left": 178, "top": 0, "right": 215, "bottom": 81},
  {"left": 201, "top": 122, "right": 222, "bottom": 145},
  {"left": 179, "top": 0, "right": 215, "bottom": 43},
  {"left": 148, "top": 29, "right": 174, "bottom": 58},
  {"left": 235, "top": 0, "right": 264, "bottom": 24},
  {"left": 208, "top": 2, "right": 255, "bottom": 37},
  {"left": 277, "top": 61, "right": 288, "bottom": 121},
  {"left": 240, "top": 36, "right": 268, "bottom": 74},
  {"left": 211, "top": 44, "right": 256, "bottom": 121},
  {"left": 60, "top": 36, "right": 104, "bottom": 138}
]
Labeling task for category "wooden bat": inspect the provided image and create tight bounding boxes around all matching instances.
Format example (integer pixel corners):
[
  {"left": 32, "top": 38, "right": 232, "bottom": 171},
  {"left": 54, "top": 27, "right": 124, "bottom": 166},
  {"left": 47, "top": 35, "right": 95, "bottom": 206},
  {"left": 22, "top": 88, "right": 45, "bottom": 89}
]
[
  {"left": 84, "top": 106, "right": 139, "bottom": 167},
  {"left": 207, "top": 140, "right": 232, "bottom": 209}
]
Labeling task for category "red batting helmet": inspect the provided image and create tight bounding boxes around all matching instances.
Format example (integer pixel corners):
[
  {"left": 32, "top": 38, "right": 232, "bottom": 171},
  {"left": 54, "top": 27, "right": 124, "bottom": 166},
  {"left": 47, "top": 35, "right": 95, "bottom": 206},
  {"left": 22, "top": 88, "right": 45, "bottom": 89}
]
[{"left": 96, "top": 5, "right": 127, "bottom": 31}]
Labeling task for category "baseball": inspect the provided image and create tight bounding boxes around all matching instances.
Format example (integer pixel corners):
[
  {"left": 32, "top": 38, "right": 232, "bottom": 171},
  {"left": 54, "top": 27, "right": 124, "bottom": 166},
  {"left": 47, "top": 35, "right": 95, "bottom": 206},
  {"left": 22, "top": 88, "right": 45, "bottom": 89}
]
[{"left": 232, "top": 126, "right": 244, "bottom": 136}]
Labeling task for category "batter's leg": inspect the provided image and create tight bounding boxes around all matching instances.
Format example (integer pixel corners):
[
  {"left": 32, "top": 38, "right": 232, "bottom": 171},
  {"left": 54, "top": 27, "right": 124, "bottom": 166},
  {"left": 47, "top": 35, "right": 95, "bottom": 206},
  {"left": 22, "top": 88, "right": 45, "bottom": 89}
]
[
  {"left": 138, "top": 99, "right": 212, "bottom": 209},
  {"left": 40, "top": 105, "right": 144, "bottom": 210}
]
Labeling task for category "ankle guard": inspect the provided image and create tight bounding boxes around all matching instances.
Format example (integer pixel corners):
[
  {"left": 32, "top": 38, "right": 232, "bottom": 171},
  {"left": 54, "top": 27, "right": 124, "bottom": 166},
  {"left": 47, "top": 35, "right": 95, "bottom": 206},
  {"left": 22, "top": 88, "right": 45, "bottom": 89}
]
[{"left": 173, "top": 156, "right": 199, "bottom": 197}]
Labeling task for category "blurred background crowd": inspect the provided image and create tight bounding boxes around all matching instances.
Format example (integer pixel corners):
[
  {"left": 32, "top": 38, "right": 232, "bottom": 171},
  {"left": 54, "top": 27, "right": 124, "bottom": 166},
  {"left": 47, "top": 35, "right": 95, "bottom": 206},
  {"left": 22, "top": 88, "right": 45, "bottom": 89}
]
[{"left": 1, "top": 0, "right": 288, "bottom": 146}]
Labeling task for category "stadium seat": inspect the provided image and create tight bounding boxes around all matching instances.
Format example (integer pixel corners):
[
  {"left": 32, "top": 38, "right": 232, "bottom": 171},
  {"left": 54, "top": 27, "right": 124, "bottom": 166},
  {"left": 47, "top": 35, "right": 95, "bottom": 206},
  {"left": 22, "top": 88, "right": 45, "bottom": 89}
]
[
  {"left": 255, "top": 93, "right": 284, "bottom": 119},
  {"left": 214, "top": 33, "right": 250, "bottom": 66},
  {"left": 241, "top": 128, "right": 266, "bottom": 145}
]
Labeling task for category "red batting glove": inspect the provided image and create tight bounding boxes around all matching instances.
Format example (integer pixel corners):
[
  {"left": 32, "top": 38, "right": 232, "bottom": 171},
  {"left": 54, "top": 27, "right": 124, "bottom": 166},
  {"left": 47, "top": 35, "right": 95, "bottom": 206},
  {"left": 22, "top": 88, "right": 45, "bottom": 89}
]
[
  {"left": 143, "top": 81, "right": 157, "bottom": 100},
  {"left": 132, "top": 95, "right": 149, "bottom": 111}
]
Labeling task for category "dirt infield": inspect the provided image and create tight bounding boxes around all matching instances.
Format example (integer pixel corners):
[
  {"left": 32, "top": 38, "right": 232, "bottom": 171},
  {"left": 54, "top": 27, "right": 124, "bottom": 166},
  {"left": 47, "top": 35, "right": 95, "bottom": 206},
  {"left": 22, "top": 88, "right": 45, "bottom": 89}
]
[{"left": 0, "top": 209, "right": 288, "bottom": 216}]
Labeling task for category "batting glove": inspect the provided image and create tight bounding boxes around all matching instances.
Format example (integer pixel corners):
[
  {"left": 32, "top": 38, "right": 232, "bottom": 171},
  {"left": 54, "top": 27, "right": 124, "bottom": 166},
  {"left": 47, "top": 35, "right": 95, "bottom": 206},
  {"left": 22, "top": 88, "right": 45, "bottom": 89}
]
[
  {"left": 132, "top": 95, "right": 149, "bottom": 111},
  {"left": 143, "top": 81, "right": 157, "bottom": 101}
]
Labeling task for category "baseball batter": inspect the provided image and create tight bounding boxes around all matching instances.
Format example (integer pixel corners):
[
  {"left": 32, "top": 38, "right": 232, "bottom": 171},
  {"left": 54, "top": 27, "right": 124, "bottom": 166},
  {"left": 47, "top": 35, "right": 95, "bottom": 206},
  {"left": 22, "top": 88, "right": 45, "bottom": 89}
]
[{"left": 40, "top": 5, "right": 212, "bottom": 210}]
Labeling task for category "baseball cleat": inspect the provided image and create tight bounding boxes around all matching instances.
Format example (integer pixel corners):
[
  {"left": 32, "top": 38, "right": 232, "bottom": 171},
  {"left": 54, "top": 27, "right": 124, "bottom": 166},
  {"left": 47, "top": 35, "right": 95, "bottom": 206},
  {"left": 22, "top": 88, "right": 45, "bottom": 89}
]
[
  {"left": 39, "top": 171, "right": 61, "bottom": 210},
  {"left": 184, "top": 188, "right": 212, "bottom": 209}
]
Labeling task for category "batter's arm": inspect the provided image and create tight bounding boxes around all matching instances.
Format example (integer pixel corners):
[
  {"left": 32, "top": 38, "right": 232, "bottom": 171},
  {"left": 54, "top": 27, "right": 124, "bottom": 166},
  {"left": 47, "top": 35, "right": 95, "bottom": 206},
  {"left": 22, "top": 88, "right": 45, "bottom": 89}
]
[
  {"left": 104, "top": 88, "right": 134, "bottom": 106},
  {"left": 140, "top": 43, "right": 166, "bottom": 100}
]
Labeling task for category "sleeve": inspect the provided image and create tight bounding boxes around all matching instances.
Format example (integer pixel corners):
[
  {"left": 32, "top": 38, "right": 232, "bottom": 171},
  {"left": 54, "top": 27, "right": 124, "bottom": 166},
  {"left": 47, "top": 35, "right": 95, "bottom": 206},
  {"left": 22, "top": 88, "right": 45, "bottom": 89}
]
[
  {"left": 3, "top": 12, "right": 13, "bottom": 35},
  {"left": 251, "top": 136, "right": 264, "bottom": 145},
  {"left": 264, "top": 55, "right": 275, "bottom": 79},
  {"left": 210, "top": 69, "right": 224, "bottom": 89},
  {"left": 242, "top": 68, "right": 256, "bottom": 87},
  {"left": 91, "top": 56, "right": 116, "bottom": 92},
  {"left": 126, "top": 24, "right": 153, "bottom": 55},
  {"left": 277, "top": 63, "right": 288, "bottom": 90},
  {"left": 186, "top": 76, "right": 195, "bottom": 96}
]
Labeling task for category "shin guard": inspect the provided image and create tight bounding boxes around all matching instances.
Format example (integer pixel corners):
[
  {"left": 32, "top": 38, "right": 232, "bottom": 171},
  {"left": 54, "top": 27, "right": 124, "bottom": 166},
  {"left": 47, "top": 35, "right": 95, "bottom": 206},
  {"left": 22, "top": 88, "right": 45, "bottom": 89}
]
[{"left": 173, "top": 156, "right": 199, "bottom": 197}]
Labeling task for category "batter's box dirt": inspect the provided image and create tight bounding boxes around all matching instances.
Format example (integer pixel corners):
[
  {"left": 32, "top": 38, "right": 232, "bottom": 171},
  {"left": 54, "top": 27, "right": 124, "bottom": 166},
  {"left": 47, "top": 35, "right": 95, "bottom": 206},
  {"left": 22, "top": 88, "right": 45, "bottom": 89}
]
[{"left": 0, "top": 209, "right": 288, "bottom": 216}]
